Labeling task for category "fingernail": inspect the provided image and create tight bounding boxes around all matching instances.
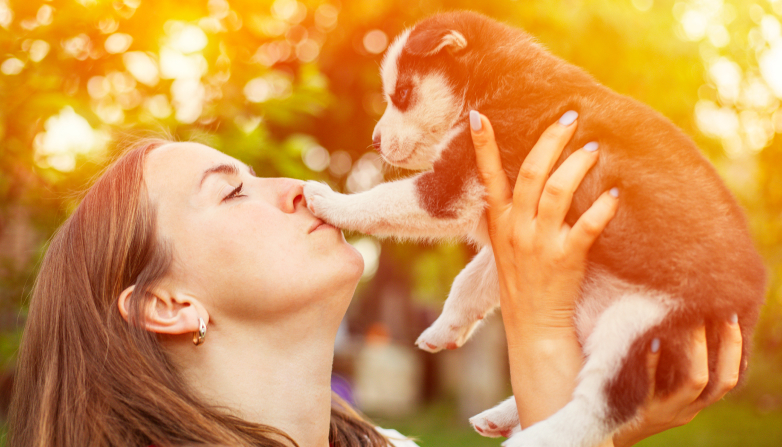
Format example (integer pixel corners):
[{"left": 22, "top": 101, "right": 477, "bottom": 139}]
[
  {"left": 730, "top": 313, "right": 738, "bottom": 324},
  {"left": 559, "top": 110, "right": 578, "bottom": 126},
  {"left": 609, "top": 187, "right": 619, "bottom": 198},
  {"left": 583, "top": 141, "right": 598, "bottom": 152},
  {"left": 651, "top": 338, "right": 660, "bottom": 353},
  {"left": 470, "top": 110, "right": 482, "bottom": 132}
]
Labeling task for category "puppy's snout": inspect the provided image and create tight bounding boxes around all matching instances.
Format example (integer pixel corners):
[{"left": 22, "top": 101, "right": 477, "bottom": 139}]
[{"left": 372, "top": 134, "right": 382, "bottom": 152}]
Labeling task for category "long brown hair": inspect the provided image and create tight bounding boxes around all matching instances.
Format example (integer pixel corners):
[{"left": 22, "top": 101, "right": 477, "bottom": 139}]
[{"left": 8, "top": 140, "right": 392, "bottom": 447}]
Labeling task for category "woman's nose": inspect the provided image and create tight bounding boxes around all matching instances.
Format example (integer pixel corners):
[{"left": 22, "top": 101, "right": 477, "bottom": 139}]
[{"left": 278, "top": 179, "right": 306, "bottom": 213}]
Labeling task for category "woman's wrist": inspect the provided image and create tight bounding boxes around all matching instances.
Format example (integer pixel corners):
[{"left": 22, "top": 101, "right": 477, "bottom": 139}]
[
  {"left": 503, "top": 308, "right": 583, "bottom": 428},
  {"left": 499, "top": 287, "right": 579, "bottom": 343}
]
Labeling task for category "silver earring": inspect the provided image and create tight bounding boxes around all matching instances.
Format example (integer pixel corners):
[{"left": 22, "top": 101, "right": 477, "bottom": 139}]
[{"left": 193, "top": 317, "right": 207, "bottom": 346}]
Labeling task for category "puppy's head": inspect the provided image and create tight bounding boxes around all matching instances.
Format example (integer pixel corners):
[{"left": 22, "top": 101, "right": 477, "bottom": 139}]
[{"left": 372, "top": 15, "right": 474, "bottom": 170}]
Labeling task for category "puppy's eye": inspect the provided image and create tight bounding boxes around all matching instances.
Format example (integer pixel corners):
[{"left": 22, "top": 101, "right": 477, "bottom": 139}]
[{"left": 394, "top": 86, "right": 411, "bottom": 108}]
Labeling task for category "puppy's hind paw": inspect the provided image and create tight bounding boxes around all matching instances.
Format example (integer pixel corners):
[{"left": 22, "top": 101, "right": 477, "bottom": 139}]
[
  {"left": 502, "top": 424, "right": 558, "bottom": 447},
  {"left": 471, "top": 418, "right": 520, "bottom": 439},
  {"left": 469, "top": 398, "right": 520, "bottom": 438}
]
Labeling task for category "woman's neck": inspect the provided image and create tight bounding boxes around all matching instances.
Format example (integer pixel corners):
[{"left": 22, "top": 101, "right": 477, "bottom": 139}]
[{"left": 169, "top": 307, "right": 342, "bottom": 447}]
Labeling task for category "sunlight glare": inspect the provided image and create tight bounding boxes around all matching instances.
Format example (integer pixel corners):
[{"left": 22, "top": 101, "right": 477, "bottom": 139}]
[
  {"left": 170, "top": 78, "right": 204, "bottom": 123},
  {"left": 159, "top": 46, "right": 207, "bottom": 79},
  {"left": 0, "top": 0, "right": 12, "bottom": 29},
  {"left": 123, "top": 51, "right": 159, "bottom": 86},
  {"left": 329, "top": 151, "right": 352, "bottom": 177},
  {"left": 105, "top": 33, "right": 133, "bottom": 54},
  {"left": 314, "top": 4, "right": 338, "bottom": 31},
  {"left": 303, "top": 144, "right": 330, "bottom": 172},
  {"left": 145, "top": 94, "right": 172, "bottom": 119},
  {"left": 709, "top": 57, "right": 742, "bottom": 103},
  {"left": 165, "top": 21, "right": 208, "bottom": 54},
  {"left": 632, "top": 0, "right": 654, "bottom": 12},
  {"left": 36, "top": 5, "right": 52, "bottom": 26},
  {"left": 244, "top": 77, "right": 271, "bottom": 102},
  {"left": 681, "top": 9, "right": 708, "bottom": 40},
  {"left": 363, "top": 30, "right": 389, "bottom": 54},
  {"left": 351, "top": 237, "right": 381, "bottom": 281},
  {"left": 760, "top": 44, "right": 782, "bottom": 98},
  {"left": 29, "top": 40, "right": 50, "bottom": 62},
  {"left": 347, "top": 153, "right": 383, "bottom": 194},
  {"left": 695, "top": 99, "right": 740, "bottom": 139},
  {"left": 1, "top": 57, "right": 23, "bottom": 75},
  {"left": 34, "top": 107, "right": 106, "bottom": 172}
]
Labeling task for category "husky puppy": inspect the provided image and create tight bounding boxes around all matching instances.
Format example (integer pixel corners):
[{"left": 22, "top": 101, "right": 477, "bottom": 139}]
[{"left": 303, "top": 11, "right": 766, "bottom": 446}]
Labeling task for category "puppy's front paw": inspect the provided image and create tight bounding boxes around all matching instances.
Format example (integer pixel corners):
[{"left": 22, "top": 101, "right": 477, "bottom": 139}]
[
  {"left": 415, "top": 313, "right": 482, "bottom": 353},
  {"left": 303, "top": 181, "right": 343, "bottom": 222}
]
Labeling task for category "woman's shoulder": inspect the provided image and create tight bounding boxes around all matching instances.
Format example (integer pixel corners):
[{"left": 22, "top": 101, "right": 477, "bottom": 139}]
[{"left": 374, "top": 427, "right": 420, "bottom": 447}]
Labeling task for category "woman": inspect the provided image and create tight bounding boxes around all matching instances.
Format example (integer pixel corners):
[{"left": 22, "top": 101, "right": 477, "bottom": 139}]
[{"left": 8, "top": 112, "right": 742, "bottom": 447}]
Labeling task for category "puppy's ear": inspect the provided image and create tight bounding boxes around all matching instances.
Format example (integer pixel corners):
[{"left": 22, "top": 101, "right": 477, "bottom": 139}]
[{"left": 405, "top": 28, "right": 467, "bottom": 57}]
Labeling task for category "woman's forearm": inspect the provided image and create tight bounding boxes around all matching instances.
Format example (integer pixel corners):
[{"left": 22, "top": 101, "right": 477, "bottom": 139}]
[{"left": 504, "top": 320, "right": 582, "bottom": 427}]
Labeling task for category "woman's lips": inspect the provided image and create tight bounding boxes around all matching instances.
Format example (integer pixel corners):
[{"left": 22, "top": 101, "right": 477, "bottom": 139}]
[{"left": 308, "top": 218, "right": 334, "bottom": 233}]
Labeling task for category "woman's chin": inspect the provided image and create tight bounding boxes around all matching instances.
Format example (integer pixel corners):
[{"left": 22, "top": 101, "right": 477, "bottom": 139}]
[{"left": 342, "top": 243, "right": 366, "bottom": 282}]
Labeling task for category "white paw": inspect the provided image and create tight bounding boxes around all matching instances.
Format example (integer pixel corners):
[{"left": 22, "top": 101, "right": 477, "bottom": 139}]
[
  {"left": 469, "top": 398, "right": 520, "bottom": 438},
  {"left": 470, "top": 417, "right": 520, "bottom": 438},
  {"left": 302, "top": 181, "right": 343, "bottom": 223},
  {"left": 414, "top": 313, "right": 482, "bottom": 353},
  {"left": 502, "top": 422, "right": 559, "bottom": 447},
  {"left": 501, "top": 404, "right": 607, "bottom": 447}
]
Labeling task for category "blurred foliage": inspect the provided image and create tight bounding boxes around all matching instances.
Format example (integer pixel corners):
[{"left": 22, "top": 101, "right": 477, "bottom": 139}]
[
  {"left": 0, "top": 0, "right": 781, "bottom": 442},
  {"left": 374, "top": 392, "right": 782, "bottom": 446}
]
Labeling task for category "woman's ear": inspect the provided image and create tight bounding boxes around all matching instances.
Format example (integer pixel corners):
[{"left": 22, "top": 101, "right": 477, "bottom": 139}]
[{"left": 117, "top": 285, "right": 208, "bottom": 335}]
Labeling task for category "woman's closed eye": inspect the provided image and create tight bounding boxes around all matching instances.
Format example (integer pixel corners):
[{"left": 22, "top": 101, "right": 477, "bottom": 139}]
[{"left": 222, "top": 183, "right": 245, "bottom": 202}]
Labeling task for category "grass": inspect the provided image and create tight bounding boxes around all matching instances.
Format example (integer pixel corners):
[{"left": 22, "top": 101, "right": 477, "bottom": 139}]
[{"left": 370, "top": 398, "right": 782, "bottom": 447}]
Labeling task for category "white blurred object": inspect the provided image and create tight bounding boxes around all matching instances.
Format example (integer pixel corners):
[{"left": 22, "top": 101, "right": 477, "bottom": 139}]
[
  {"left": 374, "top": 427, "right": 420, "bottom": 447},
  {"left": 354, "top": 329, "right": 422, "bottom": 417}
]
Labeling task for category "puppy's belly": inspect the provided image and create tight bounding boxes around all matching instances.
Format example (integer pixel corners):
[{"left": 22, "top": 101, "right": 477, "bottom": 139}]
[{"left": 574, "top": 266, "right": 679, "bottom": 345}]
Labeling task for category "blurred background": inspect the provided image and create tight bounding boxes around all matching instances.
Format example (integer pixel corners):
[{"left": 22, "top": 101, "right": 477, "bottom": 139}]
[{"left": 1, "top": 0, "right": 781, "bottom": 445}]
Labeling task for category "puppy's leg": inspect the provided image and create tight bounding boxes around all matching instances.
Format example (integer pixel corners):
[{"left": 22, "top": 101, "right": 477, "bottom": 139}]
[
  {"left": 303, "top": 174, "right": 484, "bottom": 241},
  {"left": 304, "top": 127, "right": 485, "bottom": 241},
  {"left": 415, "top": 245, "right": 499, "bottom": 352},
  {"left": 504, "top": 292, "right": 674, "bottom": 447},
  {"left": 470, "top": 396, "right": 521, "bottom": 438}
]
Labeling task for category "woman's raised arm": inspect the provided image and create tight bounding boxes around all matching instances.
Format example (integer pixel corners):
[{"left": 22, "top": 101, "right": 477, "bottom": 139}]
[{"left": 468, "top": 110, "right": 743, "bottom": 447}]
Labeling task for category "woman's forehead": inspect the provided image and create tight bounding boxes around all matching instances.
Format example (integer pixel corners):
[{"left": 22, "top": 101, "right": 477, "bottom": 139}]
[{"left": 144, "top": 142, "right": 238, "bottom": 196}]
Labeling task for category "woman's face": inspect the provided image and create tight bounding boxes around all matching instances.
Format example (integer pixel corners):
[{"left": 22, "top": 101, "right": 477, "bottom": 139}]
[{"left": 143, "top": 142, "right": 363, "bottom": 325}]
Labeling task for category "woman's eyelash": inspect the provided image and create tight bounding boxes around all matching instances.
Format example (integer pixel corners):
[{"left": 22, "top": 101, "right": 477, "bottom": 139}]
[{"left": 223, "top": 183, "right": 245, "bottom": 201}]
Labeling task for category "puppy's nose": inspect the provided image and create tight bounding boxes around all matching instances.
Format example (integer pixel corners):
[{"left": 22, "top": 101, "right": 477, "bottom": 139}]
[{"left": 372, "top": 134, "right": 382, "bottom": 152}]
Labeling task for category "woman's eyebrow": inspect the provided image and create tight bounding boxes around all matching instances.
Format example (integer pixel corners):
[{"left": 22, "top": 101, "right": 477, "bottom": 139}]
[
  {"left": 199, "top": 163, "right": 240, "bottom": 189},
  {"left": 199, "top": 162, "right": 256, "bottom": 190}
]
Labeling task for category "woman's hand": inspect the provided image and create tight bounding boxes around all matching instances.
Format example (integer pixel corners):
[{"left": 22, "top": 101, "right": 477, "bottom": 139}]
[
  {"left": 613, "top": 320, "right": 743, "bottom": 447},
  {"left": 469, "top": 110, "right": 743, "bottom": 446},
  {"left": 470, "top": 110, "right": 617, "bottom": 333},
  {"left": 469, "top": 109, "right": 617, "bottom": 432}
]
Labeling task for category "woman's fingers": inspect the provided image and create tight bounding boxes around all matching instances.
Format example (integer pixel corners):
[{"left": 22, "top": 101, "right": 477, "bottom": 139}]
[
  {"left": 512, "top": 111, "right": 579, "bottom": 218},
  {"left": 537, "top": 142, "right": 600, "bottom": 231},
  {"left": 699, "top": 317, "right": 743, "bottom": 406},
  {"left": 667, "top": 325, "right": 711, "bottom": 414},
  {"left": 566, "top": 189, "right": 619, "bottom": 254},
  {"left": 644, "top": 337, "right": 662, "bottom": 402},
  {"left": 470, "top": 111, "right": 513, "bottom": 218},
  {"left": 616, "top": 323, "right": 743, "bottom": 447}
]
